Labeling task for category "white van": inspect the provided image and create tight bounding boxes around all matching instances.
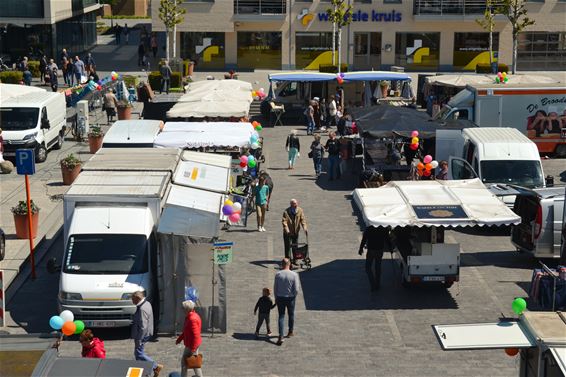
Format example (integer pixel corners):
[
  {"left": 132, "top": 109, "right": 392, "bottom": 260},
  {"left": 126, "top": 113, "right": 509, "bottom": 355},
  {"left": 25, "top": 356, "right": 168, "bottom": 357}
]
[
  {"left": 102, "top": 120, "right": 163, "bottom": 148},
  {"left": 0, "top": 92, "right": 67, "bottom": 162},
  {"left": 446, "top": 128, "right": 545, "bottom": 190}
]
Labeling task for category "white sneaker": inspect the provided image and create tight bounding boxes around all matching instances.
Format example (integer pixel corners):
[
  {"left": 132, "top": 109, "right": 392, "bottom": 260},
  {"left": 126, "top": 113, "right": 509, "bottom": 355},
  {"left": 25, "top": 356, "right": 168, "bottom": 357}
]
[
  {"left": 258, "top": 226, "right": 262, "bottom": 232},
  {"left": 261, "top": 227, "right": 266, "bottom": 232}
]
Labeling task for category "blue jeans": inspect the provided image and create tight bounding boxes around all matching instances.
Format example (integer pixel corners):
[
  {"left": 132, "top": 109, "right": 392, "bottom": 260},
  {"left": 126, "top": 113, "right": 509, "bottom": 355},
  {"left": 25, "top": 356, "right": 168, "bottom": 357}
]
[
  {"left": 313, "top": 156, "right": 322, "bottom": 175},
  {"left": 327, "top": 155, "right": 340, "bottom": 179},
  {"left": 276, "top": 296, "right": 296, "bottom": 337},
  {"left": 134, "top": 336, "right": 157, "bottom": 370},
  {"left": 161, "top": 78, "right": 170, "bottom": 94},
  {"left": 307, "top": 118, "right": 315, "bottom": 135}
]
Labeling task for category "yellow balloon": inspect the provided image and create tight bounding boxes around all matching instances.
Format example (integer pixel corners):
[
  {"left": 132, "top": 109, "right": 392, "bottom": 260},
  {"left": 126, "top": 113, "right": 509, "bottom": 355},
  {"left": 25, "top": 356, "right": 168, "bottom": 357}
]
[{"left": 224, "top": 199, "right": 233, "bottom": 206}]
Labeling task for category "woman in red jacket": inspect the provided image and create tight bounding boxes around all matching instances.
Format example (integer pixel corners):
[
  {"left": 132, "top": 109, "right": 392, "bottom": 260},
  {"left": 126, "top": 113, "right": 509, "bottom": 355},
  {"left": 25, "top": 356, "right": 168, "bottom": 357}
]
[
  {"left": 80, "top": 329, "right": 106, "bottom": 359},
  {"left": 175, "top": 300, "right": 203, "bottom": 377}
]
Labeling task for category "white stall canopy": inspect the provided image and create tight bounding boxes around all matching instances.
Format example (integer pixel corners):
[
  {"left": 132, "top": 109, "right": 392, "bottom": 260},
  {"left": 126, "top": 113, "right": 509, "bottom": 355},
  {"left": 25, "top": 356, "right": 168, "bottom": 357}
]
[
  {"left": 154, "top": 122, "right": 257, "bottom": 149},
  {"left": 425, "top": 74, "right": 559, "bottom": 88},
  {"left": 167, "top": 100, "right": 251, "bottom": 118},
  {"left": 158, "top": 185, "right": 222, "bottom": 239},
  {"left": 173, "top": 151, "right": 231, "bottom": 194},
  {"left": 353, "top": 179, "right": 520, "bottom": 228}
]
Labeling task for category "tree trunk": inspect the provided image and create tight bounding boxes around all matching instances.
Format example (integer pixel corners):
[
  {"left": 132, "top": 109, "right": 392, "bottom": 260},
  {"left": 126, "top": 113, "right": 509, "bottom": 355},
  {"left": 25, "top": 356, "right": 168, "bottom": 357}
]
[
  {"left": 165, "top": 27, "right": 170, "bottom": 61},
  {"left": 332, "top": 16, "right": 336, "bottom": 66},
  {"left": 337, "top": 28, "right": 342, "bottom": 73},
  {"left": 512, "top": 31, "right": 518, "bottom": 74},
  {"left": 173, "top": 24, "right": 177, "bottom": 59},
  {"left": 488, "top": 28, "right": 493, "bottom": 65}
]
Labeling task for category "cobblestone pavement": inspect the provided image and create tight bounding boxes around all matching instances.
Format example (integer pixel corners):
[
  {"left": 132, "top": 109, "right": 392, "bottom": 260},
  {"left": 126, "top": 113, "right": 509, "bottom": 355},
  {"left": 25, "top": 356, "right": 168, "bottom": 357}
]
[{"left": 52, "top": 123, "right": 545, "bottom": 376}]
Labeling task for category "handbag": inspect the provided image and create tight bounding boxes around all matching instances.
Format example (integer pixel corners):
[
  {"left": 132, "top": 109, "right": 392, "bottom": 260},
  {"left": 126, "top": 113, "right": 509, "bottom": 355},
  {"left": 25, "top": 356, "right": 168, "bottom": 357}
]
[
  {"left": 308, "top": 151, "right": 313, "bottom": 158},
  {"left": 184, "top": 353, "right": 203, "bottom": 369}
]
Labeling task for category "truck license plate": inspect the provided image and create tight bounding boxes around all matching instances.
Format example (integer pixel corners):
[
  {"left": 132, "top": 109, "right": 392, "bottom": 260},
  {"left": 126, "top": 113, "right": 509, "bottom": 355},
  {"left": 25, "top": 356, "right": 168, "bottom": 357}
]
[
  {"left": 84, "top": 320, "right": 116, "bottom": 328},
  {"left": 423, "top": 276, "right": 445, "bottom": 282}
]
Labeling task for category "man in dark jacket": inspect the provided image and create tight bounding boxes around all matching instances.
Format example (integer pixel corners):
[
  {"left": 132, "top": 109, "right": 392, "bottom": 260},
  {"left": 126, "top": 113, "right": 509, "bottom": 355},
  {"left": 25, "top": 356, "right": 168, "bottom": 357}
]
[
  {"left": 159, "top": 60, "right": 173, "bottom": 94},
  {"left": 131, "top": 291, "right": 162, "bottom": 376},
  {"left": 358, "top": 226, "right": 390, "bottom": 291}
]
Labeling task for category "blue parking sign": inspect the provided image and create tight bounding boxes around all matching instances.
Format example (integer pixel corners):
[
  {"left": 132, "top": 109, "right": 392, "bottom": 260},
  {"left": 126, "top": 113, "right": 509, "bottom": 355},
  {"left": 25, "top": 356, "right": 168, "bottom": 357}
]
[{"left": 15, "top": 149, "right": 36, "bottom": 175}]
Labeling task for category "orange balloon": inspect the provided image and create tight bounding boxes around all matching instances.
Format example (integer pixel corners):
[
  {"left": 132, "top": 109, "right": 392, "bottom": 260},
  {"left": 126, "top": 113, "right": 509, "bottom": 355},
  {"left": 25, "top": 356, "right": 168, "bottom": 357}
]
[
  {"left": 417, "top": 163, "right": 424, "bottom": 171},
  {"left": 425, "top": 163, "right": 432, "bottom": 171},
  {"left": 252, "top": 121, "right": 259, "bottom": 128},
  {"left": 62, "top": 321, "right": 76, "bottom": 336},
  {"left": 505, "top": 348, "right": 519, "bottom": 356}
]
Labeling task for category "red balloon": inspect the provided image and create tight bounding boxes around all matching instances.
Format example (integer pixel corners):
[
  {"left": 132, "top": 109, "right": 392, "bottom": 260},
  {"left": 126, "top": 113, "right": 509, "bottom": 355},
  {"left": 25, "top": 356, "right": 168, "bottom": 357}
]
[
  {"left": 423, "top": 169, "right": 431, "bottom": 177},
  {"left": 239, "top": 161, "right": 247, "bottom": 168},
  {"left": 505, "top": 348, "right": 519, "bottom": 356},
  {"left": 410, "top": 143, "right": 418, "bottom": 151}
]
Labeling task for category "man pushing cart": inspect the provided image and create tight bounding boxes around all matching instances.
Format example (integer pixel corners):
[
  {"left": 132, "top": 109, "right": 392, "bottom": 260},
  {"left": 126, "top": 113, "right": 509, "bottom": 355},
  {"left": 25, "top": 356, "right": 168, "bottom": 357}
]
[{"left": 282, "top": 199, "right": 309, "bottom": 269}]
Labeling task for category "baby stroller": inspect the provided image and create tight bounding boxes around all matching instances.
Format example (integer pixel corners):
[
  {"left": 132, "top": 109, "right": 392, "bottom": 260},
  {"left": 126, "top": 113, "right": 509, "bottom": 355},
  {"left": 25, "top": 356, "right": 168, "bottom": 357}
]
[{"left": 291, "top": 235, "right": 311, "bottom": 270}]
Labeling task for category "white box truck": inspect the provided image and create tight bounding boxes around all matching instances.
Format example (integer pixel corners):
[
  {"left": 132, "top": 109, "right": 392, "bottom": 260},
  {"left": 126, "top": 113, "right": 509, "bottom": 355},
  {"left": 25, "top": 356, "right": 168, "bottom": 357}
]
[
  {"left": 435, "top": 84, "right": 566, "bottom": 156},
  {"left": 58, "top": 148, "right": 181, "bottom": 328}
]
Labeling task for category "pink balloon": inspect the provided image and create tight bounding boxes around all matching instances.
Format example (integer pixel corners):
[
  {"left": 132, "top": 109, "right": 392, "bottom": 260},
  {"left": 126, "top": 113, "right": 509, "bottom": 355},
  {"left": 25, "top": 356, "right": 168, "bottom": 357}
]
[
  {"left": 423, "top": 155, "right": 433, "bottom": 164},
  {"left": 228, "top": 213, "right": 241, "bottom": 223},
  {"left": 411, "top": 130, "right": 419, "bottom": 138},
  {"left": 240, "top": 156, "right": 248, "bottom": 164}
]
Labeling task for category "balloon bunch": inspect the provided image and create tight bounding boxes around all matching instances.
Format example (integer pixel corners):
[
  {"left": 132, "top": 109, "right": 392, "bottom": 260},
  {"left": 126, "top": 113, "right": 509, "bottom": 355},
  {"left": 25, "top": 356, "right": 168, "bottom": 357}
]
[
  {"left": 249, "top": 133, "right": 260, "bottom": 150},
  {"left": 416, "top": 155, "right": 439, "bottom": 177},
  {"left": 222, "top": 199, "right": 242, "bottom": 223},
  {"left": 503, "top": 297, "right": 527, "bottom": 357},
  {"left": 251, "top": 121, "right": 263, "bottom": 132},
  {"left": 336, "top": 72, "right": 345, "bottom": 85},
  {"left": 49, "top": 310, "right": 85, "bottom": 336},
  {"left": 110, "top": 71, "right": 119, "bottom": 81},
  {"left": 495, "top": 71, "right": 508, "bottom": 84},
  {"left": 252, "top": 88, "right": 266, "bottom": 100},
  {"left": 239, "top": 154, "right": 257, "bottom": 169},
  {"left": 409, "top": 130, "right": 419, "bottom": 151}
]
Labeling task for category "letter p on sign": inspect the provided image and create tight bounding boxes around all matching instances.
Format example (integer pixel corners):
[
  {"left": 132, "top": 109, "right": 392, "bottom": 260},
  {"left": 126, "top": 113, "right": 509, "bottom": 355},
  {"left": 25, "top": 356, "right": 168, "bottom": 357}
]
[{"left": 16, "top": 149, "right": 36, "bottom": 175}]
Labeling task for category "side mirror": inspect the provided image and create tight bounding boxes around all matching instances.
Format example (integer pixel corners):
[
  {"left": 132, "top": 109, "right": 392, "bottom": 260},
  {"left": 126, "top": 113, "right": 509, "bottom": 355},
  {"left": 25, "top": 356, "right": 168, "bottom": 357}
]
[
  {"left": 41, "top": 119, "right": 50, "bottom": 129},
  {"left": 46, "top": 257, "right": 60, "bottom": 274}
]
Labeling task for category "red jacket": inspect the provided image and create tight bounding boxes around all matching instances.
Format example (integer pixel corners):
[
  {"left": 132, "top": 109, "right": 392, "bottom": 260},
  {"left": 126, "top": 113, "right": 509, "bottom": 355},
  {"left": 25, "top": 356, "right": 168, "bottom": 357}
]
[
  {"left": 176, "top": 311, "right": 202, "bottom": 352},
  {"left": 81, "top": 337, "right": 106, "bottom": 359}
]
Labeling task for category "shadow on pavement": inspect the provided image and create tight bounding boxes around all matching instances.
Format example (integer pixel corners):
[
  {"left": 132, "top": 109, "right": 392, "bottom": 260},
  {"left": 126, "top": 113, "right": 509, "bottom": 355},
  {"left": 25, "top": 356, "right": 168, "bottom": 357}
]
[
  {"left": 249, "top": 260, "right": 280, "bottom": 269},
  {"left": 300, "top": 259, "right": 458, "bottom": 311},
  {"left": 460, "top": 250, "right": 537, "bottom": 270},
  {"left": 454, "top": 226, "right": 512, "bottom": 237}
]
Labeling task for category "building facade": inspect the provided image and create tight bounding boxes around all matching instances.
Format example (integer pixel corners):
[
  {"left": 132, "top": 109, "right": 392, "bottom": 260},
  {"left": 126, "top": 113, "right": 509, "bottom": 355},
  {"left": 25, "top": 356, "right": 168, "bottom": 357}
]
[
  {"left": 0, "top": 0, "right": 100, "bottom": 61},
  {"left": 151, "top": 0, "right": 566, "bottom": 72}
]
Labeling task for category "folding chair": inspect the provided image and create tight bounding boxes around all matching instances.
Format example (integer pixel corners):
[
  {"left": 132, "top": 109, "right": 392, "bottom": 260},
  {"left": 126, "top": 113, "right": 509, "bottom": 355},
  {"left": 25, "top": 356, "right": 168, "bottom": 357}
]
[{"left": 270, "top": 101, "right": 285, "bottom": 127}]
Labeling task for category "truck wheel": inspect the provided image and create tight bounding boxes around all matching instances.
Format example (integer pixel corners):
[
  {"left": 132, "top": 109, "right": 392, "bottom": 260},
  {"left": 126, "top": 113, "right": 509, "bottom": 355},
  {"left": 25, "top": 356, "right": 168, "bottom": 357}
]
[
  {"left": 53, "top": 133, "right": 64, "bottom": 150},
  {"left": 554, "top": 145, "right": 566, "bottom": 158},
  {"left": 36, "top": 144, "right": 47, "bottom": 163}
]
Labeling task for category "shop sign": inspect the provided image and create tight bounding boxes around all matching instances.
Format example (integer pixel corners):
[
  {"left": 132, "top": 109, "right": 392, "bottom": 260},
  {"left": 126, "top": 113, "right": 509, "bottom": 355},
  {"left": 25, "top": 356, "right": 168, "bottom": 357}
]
[
  {"left": 317, "top": 10, "right": 402, "bottom": 23},
  {"left": 213, "top": 242, "right": 233, "bottom": 265}
]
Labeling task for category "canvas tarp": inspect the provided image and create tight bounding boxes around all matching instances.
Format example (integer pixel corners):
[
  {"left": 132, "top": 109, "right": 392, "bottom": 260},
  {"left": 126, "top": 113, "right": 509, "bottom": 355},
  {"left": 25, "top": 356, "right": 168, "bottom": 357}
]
[
  {"left": 425, "top": 74, "right": 559, "bottom": 88},
  {"left": 353, "top": 178, "right": 521, "bottom": 228},
  {"left": 173, "top": 159, "right": 231, "bottom": 194},
  {"left": 157, "top": 234, "right": 226, "bottom": 334},
  {"left": 167, "top": 100, "right": 251, "bottom": 118},
  {"left": 154, "top": 122, "right": 257, "bottom": 149}
]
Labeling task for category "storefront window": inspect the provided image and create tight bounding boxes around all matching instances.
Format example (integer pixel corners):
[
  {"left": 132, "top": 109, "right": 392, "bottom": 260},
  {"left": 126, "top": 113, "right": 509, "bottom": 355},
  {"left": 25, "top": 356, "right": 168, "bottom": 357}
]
[
  {"left": 1, "top": 0, "right": 44, "bottom": 18},
  {"left": 180, "top": 32, "right": 225, "bottom": 70},
  {"left": 395, "top": 32, "right": 440, "bottom": 71},
  {"left": 354, "top": 32, "right": 381, "bottom": 70},
  {"left": 518, "top": 32, "right": 566, "bottom": 70},
  {"left": 56, "top": 12, "right": 97, "bottom": 58},
  {"left": 295, "top": 32, "right": 333, "bottom": 69},
  {"left": 453, "top": 32, "right": 499, "bottom": 70},
  {"left": 237, "top": 32, "right": 281, "bottom": 70}
]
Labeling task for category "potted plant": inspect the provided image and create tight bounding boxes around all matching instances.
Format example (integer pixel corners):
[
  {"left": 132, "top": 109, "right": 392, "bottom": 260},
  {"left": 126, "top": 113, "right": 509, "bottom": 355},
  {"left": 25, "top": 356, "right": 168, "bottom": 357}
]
[
  {"left": 60, "top": 153, "right": 82, "bottom": 185},
  {"left": 117, "top": 100, "right": 132, "bottom": 120},
  {"left": 88, "top": 125, "right": 104, "bottom": 154},
  {"left": 380, "top": 80, "right": 390, "bottom": 98},
  {"left": 11, "top": 200, "right": 40, "bottom": 239}
]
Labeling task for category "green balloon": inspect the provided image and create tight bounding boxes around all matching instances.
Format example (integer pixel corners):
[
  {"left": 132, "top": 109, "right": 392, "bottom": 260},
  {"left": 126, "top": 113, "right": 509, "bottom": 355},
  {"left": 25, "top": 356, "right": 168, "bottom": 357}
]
[
  {"left": 256, "top": 125, "right": 262, "bottom": 131},
  {"left": 512, "top": 298, "right": 527, "bottom": 315},
  {"left": 74, "top": 320, "right": 85, "bottom": 335},
  {"left": 248, "top": 160, "right": 257, "bottom": 168}
]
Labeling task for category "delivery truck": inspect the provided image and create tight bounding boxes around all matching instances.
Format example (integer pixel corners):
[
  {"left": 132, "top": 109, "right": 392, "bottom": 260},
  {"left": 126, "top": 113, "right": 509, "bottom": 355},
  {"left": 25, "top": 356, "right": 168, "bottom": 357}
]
[{"left": 435, "top": 84, "right": 566, "bottom": 156}]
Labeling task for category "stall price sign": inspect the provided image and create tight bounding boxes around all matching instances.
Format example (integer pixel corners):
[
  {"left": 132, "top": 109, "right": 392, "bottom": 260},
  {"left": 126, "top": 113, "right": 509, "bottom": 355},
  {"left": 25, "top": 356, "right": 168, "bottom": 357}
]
[{"left": 213, "top": 242, "right": 233, "bottom": 265}]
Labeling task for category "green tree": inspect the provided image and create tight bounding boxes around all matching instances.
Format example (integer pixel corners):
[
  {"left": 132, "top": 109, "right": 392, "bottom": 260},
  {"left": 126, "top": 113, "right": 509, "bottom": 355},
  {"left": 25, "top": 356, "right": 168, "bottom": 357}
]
[
  {"left": 159, "top": 0, "right": 186, "bottom": 61},
  {"left": 475, "top": 0, "right": 496, "bottom": 67},
  {"left": 326, "top": 0, "right": 353, "bottom": 73},
  {"left": 498, "top": 0, "right": 535, "bottom": 73}
]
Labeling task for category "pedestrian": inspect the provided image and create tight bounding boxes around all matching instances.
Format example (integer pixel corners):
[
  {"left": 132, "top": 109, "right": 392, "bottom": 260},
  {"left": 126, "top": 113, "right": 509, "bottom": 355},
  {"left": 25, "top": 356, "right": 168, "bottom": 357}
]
[
  {"left": 175, "top": 300, "right": 203, "bottom": 377},
  {"left": 285, "top": 129, "right": 300, "bottom": 170},
  {"left": 436, "top": 160, "right": 448, "bottom": 180},
  {"left": 282, "top": 199, "right": 308, "bottom": 264},
  {"left": 273, "top": 258, "right": 301, "bottom": 346},
  {"left": 336, "top": 86, "right": 344, "bottom": 110},
  {"left": 60, "top": 48, "right": 69, "bottom": 65},
  {"left": 143, "top": 54, "right": 151, "bottom": 71},
  {"left": 313, "top": 97, "right": 322, "bottom": 130},
  {"left": 18, "top": 56, "right": 28, "bottom": 72},
  {"left": 358, "top": 226, "right": 390, "bottom": 291},
  {"left": 39, "top": 55, "right": 47, "bottom": 84},
  {"left": 138, "top": 42, "right": 145, "bottom": 67},
  {"left": 80, "top": 329, "right": 106, "bottom": 359},
  {"left": 258, "top": 170, "right": 273, "bottom": 210},
  {"left": 114, "top": 25, "right": 122, "bottom": 45},
  {"left": 151, "top": 33, "right": 158, "bottom": 58},
  {"left": 254, "top": 287, "right": 276, "bottom": 338},
  {"left": 131, "top": 291, "right": 163, "bottom": 377},
  {"left": 328, "top": 95, "right": 337, "bottom": 130},
  {"left": 309, "top": 134, "right": 324, "bottom": 177},
  {"left": 304, "top": 100, "right": 315, "bottom": 135},
  {"left": 319, "top": 98, "right": 327, "bottom": 128},
  {"left": 103, "top": 88, "right": 118, "bottom": 123},
  {"left": 324, "top": 131, "right": 341, "bottom": 181},
  {"left": 73, "top": 56, "right": 85, "bottom": 84},
  {"left": 49, "top": 65, "right": 58, "bottom": 92},
  {"left": 123, "top": 24, "right": 130, "bottom": 45},
  {"left": 23, "top": 69, "right": 32, "bottom": 86},
  {"left": 159, "top": 60, "right": 172, "bottom": 94},
  {"left": 254, "top": 176, "right": 270, "bottom": 232},
  {"left": 85, "top": 52, "right": 96, "bottom": 76}
]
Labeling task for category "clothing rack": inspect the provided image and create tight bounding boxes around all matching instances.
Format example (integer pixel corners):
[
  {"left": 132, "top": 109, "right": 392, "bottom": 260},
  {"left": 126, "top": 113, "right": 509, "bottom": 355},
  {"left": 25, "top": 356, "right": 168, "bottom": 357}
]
[{"left": 539, "top": 261, "right": 558, "bottom": 311}]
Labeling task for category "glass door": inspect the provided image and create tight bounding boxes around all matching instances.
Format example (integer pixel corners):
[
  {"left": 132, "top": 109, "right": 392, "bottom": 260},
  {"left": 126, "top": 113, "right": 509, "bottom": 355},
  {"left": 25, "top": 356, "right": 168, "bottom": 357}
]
[{"left": 354, "top": 32, "right": 381, "bottom": 70}]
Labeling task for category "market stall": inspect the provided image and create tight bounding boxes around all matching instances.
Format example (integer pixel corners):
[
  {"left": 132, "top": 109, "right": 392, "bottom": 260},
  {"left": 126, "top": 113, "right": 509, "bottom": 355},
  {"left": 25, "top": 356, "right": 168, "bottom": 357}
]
[{"left": 353, "top": 178, "right": 520, "bottom": 287}]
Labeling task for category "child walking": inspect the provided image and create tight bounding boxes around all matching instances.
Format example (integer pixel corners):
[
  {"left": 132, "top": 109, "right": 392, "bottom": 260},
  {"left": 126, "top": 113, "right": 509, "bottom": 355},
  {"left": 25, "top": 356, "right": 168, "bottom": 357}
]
[{"left": 254, "top": 287, "right": 276, "bottom": 337}]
